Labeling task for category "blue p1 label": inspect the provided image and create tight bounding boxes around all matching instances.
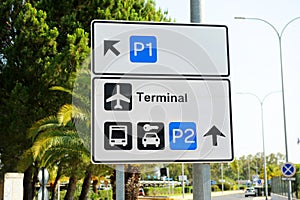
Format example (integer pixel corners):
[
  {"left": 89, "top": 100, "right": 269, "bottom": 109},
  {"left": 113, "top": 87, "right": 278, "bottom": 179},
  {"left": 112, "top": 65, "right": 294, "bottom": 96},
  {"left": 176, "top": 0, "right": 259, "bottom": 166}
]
[
  {"left": 130, "top": 36, "right": 157, "bottom": 63},
  {"left": 169, "top": 122, "right": 197, "bottom": 150}
]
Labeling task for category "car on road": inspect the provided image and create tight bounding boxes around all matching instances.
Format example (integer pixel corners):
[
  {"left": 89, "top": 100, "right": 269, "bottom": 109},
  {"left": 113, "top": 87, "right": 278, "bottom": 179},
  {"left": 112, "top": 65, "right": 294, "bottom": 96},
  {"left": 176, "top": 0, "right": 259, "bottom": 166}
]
[{"left": 245, "top": 187, "right": 256, "bottom": 197}]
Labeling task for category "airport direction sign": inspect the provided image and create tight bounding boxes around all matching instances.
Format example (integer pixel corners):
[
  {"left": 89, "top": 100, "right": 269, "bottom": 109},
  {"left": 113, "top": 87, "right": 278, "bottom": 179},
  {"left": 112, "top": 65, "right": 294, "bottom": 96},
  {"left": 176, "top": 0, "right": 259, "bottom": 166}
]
[
  {"left": 92, "top": 20, "right": 229, "bottom": 77},
  {"left": 91, "top": 20, "right": 233, "bottom": 163},
  {"left": 92, "top": 77, "right": 233, "bottom": 163}
]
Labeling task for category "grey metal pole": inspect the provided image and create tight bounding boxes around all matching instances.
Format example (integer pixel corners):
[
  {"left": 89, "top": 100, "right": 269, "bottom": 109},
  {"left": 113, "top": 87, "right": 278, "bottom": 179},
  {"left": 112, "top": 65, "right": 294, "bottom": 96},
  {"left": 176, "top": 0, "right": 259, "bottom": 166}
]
[
  {"left": 237, "top": 91, "right": 281, "bottom": 200},
  {"left": 190, "top": 0, "right": 204, "bottom": 23},
  {"left": 181, "top": 163, "right": 185, "bottom": 199},
  {"left": 260, "top": 98, "right": 269, "bottom": 199},
  {"left": 221, "top": 163, "right": 224, "bottom": 193},
  {"left": 58, "top": 180, "right": 60, "bottom": 200},
  {"left": 193, "top": 163, "right": 211, "bottom": 200},
  {"left": 248, "top": 158, "right": 250, "bottom": 181},
  {"left": 256, "top": 160, "right": 258, "bottom": 176},
  {"left": 191, "top": 1, "right": 211, "bottom": 199},
  {"left": 235, "top": 16, "right": 300, "bottom": 200},
  {"left": 237, "top": 161, "right": 240, "bottom": 190},
  {"left": 116, "top": 164, "right": 125, "bottom": 200},
  {"left": 42, "top": 168, "right": 45, "bottom": 200},
  {"left": 278, "top": 30, "right": 293, "bottom": 200}
]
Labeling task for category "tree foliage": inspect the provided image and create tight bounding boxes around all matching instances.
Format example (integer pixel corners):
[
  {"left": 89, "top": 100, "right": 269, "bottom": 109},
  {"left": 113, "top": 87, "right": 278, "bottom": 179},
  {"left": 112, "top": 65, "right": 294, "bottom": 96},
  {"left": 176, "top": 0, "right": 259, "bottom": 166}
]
[
  {"left": 0, "top": 0, "right": 170, "bottom": 174},
  {"left": 0, "top": 0, "right": 171, "bottom": 199}
]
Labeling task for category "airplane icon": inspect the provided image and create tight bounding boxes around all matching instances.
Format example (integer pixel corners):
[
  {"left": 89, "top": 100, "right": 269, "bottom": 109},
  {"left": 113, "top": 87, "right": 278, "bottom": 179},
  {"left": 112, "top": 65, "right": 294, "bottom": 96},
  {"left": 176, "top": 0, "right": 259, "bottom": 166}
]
[{"left": 105, "top": 84, "right": 131, "bottom": 110}]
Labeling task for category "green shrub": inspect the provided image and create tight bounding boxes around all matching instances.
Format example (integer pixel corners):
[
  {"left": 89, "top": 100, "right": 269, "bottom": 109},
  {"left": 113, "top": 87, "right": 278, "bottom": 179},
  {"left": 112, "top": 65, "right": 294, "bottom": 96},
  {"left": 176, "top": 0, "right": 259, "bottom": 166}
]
[
  {"left": 239, "top": 185, "right": 246, "bottom": 190},
  {"left": 211, "top": 185, "right": 220, "bottom": 192},
  {"left": 143, "top": 187, "right": 184, "bottom": 196},
  {"left": 184, "top": 186, "right": 193, "bottom": 193}
]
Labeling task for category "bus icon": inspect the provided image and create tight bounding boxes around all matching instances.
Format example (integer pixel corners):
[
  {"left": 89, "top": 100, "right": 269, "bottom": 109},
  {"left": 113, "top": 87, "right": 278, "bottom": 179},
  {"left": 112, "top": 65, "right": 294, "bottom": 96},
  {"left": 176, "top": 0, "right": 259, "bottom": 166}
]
[
  {"left": 104, "top": 122, "right": 132, "bottom": 150},
  {"left": 109, "top": 125, "right": 128, "bottom": 146}
]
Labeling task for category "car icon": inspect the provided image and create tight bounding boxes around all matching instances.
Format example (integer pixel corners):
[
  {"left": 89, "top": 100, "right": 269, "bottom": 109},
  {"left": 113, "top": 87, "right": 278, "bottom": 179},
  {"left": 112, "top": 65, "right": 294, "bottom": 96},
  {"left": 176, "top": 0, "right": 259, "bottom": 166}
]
[{"left": 142, "top": 132, "right": 160, "bottom": 147}]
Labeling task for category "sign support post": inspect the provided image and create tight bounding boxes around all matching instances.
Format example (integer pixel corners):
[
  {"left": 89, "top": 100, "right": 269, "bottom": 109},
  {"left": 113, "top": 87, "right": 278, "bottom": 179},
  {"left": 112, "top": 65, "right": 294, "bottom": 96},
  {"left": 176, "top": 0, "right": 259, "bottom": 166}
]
[
  {"left": 181, "top": 163, "right": 185, "bottom": 199},
  {"left": 193, "top": 163, "right": 211, "bottom": 200},
  {"left": 116, "top": 164, "right": 125, "bottom": 200},
  {"left": 281, "top": 162, "right": 296, "bottom": 199},
  {"left": 190, "top": 1, "right": 212, "bottom": 200}
]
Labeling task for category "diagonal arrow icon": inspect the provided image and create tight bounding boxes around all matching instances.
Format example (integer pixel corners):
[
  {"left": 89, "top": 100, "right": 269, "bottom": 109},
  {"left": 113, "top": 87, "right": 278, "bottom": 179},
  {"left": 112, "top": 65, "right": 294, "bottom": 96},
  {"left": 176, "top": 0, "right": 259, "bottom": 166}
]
[
  {"left": 203, "top": 125, "right": 226, "bottom": 146},
  {"left": 104, "top": 40, "right": 120, "bottom": 56}
]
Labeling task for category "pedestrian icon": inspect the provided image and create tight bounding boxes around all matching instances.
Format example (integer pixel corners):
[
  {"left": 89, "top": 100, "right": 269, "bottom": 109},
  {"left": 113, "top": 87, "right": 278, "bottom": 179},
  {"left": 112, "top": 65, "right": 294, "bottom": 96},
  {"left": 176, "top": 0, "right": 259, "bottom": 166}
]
[
  {"left": 104, "top": 122, "right": 132, "bottom": 150},
  {"left": 137, "top": 122, "right": 164, "bottom": 150},
  {"left": 104, "top": 83, "right": 132, "bottom": 111}
]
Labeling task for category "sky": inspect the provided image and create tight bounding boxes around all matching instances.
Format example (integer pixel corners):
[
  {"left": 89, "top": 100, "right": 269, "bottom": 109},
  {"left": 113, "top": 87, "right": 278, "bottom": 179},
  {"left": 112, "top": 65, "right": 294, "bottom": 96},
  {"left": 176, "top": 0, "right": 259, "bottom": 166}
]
[{"left": 154, "top": 0, "right": 300, "bottom": 163}]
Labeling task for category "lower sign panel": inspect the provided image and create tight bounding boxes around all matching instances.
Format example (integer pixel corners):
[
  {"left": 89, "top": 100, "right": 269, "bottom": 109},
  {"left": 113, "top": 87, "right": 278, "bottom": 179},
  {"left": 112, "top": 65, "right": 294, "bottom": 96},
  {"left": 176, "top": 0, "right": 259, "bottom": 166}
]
[{"left": 92, "top": 78, "right": 233, "bottom": 163}]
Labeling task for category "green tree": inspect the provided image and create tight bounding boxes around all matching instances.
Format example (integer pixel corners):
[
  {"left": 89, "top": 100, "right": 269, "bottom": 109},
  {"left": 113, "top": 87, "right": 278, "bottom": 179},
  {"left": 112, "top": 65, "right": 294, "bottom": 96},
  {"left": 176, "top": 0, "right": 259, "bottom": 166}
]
[
  {"left": 51, "top": 69, "right": 93, "bottom": 200},
  {"left": 0, "top": 3, "right": 68, "bottom": 199},
  {"left": 1, "top": 0, "right": 171, "bottom": 199},
  {"left": 19, "top": 64, "right": 92, "bottom": 199},
  {"left": 18, "top": 114, "right": 89, "bottom": 200}
]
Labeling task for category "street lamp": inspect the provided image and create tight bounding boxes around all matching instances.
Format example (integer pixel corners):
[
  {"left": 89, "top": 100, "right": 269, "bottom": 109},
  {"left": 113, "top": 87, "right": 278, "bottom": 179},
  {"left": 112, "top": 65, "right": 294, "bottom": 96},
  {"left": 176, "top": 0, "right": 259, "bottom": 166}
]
[
  {"left": 235, "top": 16, "right": 300, "bottom": 200},
  {"left": 237, "top": 91, "right": 281, "bottom": 200}
]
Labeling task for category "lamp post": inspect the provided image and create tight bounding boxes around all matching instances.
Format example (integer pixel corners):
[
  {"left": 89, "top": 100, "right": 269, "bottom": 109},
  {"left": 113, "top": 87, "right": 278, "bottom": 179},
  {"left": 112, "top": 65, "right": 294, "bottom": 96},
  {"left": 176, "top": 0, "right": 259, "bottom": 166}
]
[
  {"left": 237, "top": 91, "right": 281, "bottom": 200},
  {"left": 237, "top": 160, "right": 240, "bottom": 190},
  {"left": 235, "top": 16, "right": 300, "bottom": 200}
]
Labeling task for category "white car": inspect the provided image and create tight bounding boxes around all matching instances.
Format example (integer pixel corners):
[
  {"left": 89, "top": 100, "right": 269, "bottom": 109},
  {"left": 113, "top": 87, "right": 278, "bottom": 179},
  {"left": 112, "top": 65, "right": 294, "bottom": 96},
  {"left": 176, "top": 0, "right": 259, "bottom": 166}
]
[
  {"left": 245, "top": 187, "right": 256, "bottom": 197},
  {"left": 142, "top": 132, "right": 160, "bottom": 147}
]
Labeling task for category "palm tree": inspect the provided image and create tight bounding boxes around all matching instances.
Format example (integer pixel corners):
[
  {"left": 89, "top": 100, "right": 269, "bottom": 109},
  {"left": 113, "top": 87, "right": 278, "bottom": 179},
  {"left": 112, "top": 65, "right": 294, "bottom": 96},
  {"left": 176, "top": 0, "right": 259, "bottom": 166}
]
[
  {"left": 19, "top": 67, "right": 113, "bottom": 199},
  {"left": 51, "top": 68, "right": 95, "bottom": 200},
  {"left": 18, "top": 114, "right": 90, "bottom": 200}
]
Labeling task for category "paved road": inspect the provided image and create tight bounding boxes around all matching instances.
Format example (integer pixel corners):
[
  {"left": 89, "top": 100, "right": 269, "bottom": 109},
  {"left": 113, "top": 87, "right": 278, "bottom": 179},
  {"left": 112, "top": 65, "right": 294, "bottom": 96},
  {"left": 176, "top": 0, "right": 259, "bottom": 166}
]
[
  {"left": 140, "top": 191, "right": 276, "bottom": 200},
  {"left": 212, "top": 193, "right": 297, "bottom": 200},
  {"left": 212, "top": 193, "right": 265, "bottom": 200},
  {"left": 166, "top": 191, "right": 268, "bottom": 200}
]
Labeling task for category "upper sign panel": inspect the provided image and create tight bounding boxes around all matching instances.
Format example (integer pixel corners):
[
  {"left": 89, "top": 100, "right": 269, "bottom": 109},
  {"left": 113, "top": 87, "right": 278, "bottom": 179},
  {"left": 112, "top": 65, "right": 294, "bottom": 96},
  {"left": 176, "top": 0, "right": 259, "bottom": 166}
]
[{"left": 92, "top": 20, "right": 229, "bottom": 77}]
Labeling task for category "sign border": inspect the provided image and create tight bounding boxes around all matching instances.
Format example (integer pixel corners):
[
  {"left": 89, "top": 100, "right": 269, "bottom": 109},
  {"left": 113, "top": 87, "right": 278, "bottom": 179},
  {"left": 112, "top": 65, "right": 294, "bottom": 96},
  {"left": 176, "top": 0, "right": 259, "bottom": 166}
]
[
  {"left": 91, "top": 77, "right": 234, "bottom": 164},
  {"left": 91, "top": 20, "right": 230, "bottom": 78}
]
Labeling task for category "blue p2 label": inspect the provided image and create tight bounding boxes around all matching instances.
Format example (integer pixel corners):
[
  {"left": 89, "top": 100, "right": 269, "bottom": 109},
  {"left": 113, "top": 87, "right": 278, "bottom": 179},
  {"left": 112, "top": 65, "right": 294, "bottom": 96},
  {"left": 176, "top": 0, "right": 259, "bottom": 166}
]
[
  {"left": 169, "top": 122, "right": 197, "bottom": 150},
  {"left": 130, "top": 36, "right": 157, "bottom": 63}
]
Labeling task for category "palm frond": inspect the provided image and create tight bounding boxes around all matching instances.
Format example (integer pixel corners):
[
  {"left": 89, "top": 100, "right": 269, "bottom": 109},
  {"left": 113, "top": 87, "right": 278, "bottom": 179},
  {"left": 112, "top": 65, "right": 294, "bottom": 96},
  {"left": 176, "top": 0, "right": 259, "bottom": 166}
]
[
  {"left": 27, "top": 116, "right": 59, "bottom": 140},
  {"left": 31, "top": 129, "right": 77, "bottom": 159},
  {"left": 50, "top": 86, "right": 73, "bottom": 95},
  {"left": 41, "top": 144, "right": 90, "bottom": 167},
  {"left": 57, "top": 104, "right": 89, "bottom": 126},
  {"left": 50, "top": 86, "right": 90, "bottom": 108}
]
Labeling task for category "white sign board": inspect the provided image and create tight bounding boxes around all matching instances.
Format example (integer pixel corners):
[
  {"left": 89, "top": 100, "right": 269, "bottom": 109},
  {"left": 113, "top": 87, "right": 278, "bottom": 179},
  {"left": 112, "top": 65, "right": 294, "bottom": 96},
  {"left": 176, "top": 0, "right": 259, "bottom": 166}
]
[
  {"left": 178, "top": 175, "right": 187, "bottom": 181},
  {"left": 91, "top": 20, "right": 232, "bottom": 163},
  {"left": 4, "top": 173, "right": 24, "bottom": 200},
  {"left": 282, "top": 177, "right": 296, "bottom": 181},
  {"left": 92, "top": 21, "right": 229, "bottom": 77},
  {"left": 92, "top": 78, "right": 233, "bottom": 163}
]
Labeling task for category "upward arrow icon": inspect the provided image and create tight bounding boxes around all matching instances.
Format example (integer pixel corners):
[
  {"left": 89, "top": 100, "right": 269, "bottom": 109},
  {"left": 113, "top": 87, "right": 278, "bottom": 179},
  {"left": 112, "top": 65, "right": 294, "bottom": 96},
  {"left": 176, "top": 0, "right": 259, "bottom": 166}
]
[{"left": 203, "top": 126, "right": 226, "bottom": 146}]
